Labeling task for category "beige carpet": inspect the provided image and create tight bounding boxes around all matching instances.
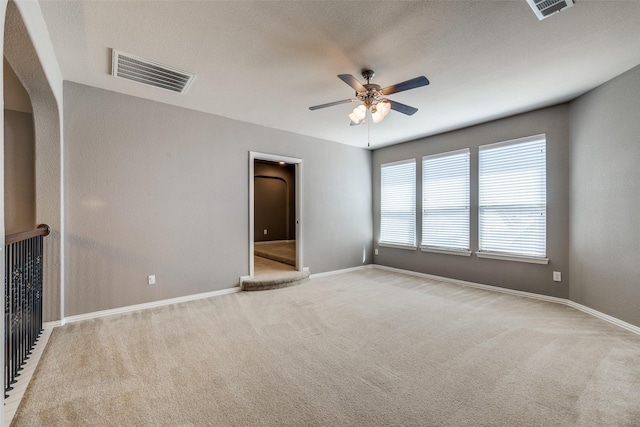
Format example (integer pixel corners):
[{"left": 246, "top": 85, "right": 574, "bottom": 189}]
[
  {"left": 254, "top": 240, "right": 296, "bottom": 266},
  {"left": 12, "top": 269, "right": 640, "bottom": 426}
]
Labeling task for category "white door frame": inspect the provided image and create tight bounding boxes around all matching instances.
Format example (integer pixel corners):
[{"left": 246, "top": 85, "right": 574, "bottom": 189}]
[{"left": 248, "top": 151, "right": 303, "bottom": 277}]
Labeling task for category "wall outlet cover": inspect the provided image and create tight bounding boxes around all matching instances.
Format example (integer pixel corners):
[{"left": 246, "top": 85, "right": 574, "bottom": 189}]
[
  {"left": 148, "top": 275, "right": 156, "bottom": 285},
  {"left": 553, "top": 271, "right": 561, "bottom": 282}
]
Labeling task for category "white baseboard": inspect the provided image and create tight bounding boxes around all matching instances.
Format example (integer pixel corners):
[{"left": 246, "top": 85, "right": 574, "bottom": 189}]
[
  {"left": 43, "top": 320, "right": 63, "bottom": 328},
  {"left": 43, "top": 264, "right": 640, "bottom": 338},
  {"left": 372, "top": 264, "right": 640, "bottom": 336},
  {"left": 63, "top": 286, "right": 241, "bottom": 324},
  {"left": 567, "top": 300, "right": 640, "bottom": 336},
  {"left": 309, "top": 264, "right": 373, "bottom": 279},
  {"left": 373, "top": 264, "right": 566, "bottom": 304}
]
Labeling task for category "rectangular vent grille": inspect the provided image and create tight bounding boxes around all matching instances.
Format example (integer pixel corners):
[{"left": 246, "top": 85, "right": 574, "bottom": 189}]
[
  {"left": 111, "top": 50, "right": 195, "bottom": 94},
  {"left": 526, "top": 0, "right": 574, "bottom": 20}
]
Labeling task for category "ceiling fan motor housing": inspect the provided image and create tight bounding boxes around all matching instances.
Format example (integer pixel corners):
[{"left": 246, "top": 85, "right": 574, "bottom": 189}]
[
  {"left": 362, "top": 69, "right": 375, "bottom": 82},
  {"left": 360, "top": 83, "right": 382, "bottom": 108}
]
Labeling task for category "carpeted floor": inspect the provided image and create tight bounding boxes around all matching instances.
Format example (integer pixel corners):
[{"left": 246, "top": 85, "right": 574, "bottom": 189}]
[
  {"left": 11, "top": 268, "right": 640, "bottom": 426},
  {"left": 254, "top": 240, "right": 296, "bottom": 266}
]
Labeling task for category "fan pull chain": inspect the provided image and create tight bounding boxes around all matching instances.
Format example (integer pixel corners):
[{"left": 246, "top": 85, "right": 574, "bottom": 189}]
[{"left": 367, "top": 113, "right": 371, "bottom": 147}]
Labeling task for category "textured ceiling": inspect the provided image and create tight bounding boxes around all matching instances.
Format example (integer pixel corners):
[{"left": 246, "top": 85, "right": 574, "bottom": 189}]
[{"left": 39, "top": 1, "right": 640, "bottom": 149}]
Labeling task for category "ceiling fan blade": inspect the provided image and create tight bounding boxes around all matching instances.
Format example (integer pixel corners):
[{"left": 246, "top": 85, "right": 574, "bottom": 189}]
[
  {"left": 387, "top": 99, "right": 418, "bottom": 116},
  {"left": 337, "top": 74, "right": 367, "bottom": 93},
  {"left": 309, "top": 99, "right": 356, "bottom": 110},
  {"left": 380, "top": 76, "right": 430, "bottom": 96}
]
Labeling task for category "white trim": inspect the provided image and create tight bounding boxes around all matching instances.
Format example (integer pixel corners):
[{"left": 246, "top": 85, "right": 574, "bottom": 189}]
[
  {"left": 64, "top": 286, "right": 241, "bottom": 324},
  {"left": 38, "top": 266, "right": 640, "bottom": 338},
  {"left": 476, "top": 251, "right": 549, "bottom": 265},
  {"left": 372, "top": 264, "right": 640, "bottom": 336},
  {"left": 567, "top": 301, "right": 640, "bottom": 336},
  {"left": 309, "top": 265, "right": 372, "bottom": 279},
  {"left": 43, "top": 320, "right": 63, "bottom": 329},
  {"left": 479, "top": 133, "right": 546, "bottom": 151},
  {"left": 421, "top": 247, "right": 472, "bottom": 257},
  {"left": 380, "top": 158, "right": 416, "bottom": 168},
  {"left": 373, "top": 264, "right": 565, "bottom": 304},
  {"left": 378, "top": 242, "right": 417, "bottom": 250},
  {"left": 249, "top": 152, "right": 303, "bottom": 278},
  {"left": 60, "top": 90, "right": 65, "bottom": 324},
  {"left": 422, "top": 147, "right": 469, "bottom": 162}
]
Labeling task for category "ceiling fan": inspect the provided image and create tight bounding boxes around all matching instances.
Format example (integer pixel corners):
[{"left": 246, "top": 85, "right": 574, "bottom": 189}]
[{"left": 309, "top": 69, "right": 430, "bottom": 125}]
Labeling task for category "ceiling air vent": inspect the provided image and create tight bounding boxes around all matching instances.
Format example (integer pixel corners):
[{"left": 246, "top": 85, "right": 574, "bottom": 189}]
[
  {"left": 526, "top": 0, "right": 574, "bottom": 20},
  {"left": 111, "top": 50, "right": 195, "bottom": 94}
]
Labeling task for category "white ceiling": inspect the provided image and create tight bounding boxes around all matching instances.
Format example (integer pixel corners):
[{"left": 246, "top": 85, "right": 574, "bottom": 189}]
[{"left": 38, "top": 1, "right": 640, "bottom": 149}]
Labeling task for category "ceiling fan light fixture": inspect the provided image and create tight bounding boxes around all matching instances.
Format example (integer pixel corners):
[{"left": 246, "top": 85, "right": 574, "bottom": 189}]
[
  {"left": 378, "top": 101, "right": 391, "bottom": 117},
  {"left": 371, "top": 108, "right": 385, "bottom": 124},
  {"left": 310, "top": 70, "right": 429, "bottom": 134},
  {"left": 348, "top": 104, "right": 367, "bottom": 124}
]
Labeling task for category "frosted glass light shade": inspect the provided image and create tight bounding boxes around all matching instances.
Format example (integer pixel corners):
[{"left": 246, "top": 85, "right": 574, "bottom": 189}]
[
  {"left": 371, "top": 108, "right": 384, "bottom": 123},
  {"left": 379, "top": 101, "right": 391, "bottom": 117},
  {"left": 354, "top": 105, "right": 367, "bottom": 120},
  {"left": 348, "top": 104, "right": 367, "bottom": 124}
]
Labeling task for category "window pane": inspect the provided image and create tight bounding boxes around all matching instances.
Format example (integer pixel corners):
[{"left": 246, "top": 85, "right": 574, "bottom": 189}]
[
  {"left": 422, "top": 149, "right": 470, "bottom": 251},
  {"left": 479, "top": 136, "right": 546, "bottom": 258},
  {"left": 380, "top": 160, "right": 416, "bottom": 247}
]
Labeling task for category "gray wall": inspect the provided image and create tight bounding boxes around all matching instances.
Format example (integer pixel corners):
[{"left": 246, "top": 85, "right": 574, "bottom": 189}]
[
  {"left": 569, "top": 64, "right": 640, "bottom": 327},
  {"left": 4, "top": 109, "right": 35, "bottom": 234},
  {"left": 3, "top": 57, "right": 32, "bottom": 114},
  {"left": 254, "top": 160, "right": 295, "bottom": 242},
  {"left": 372, "top": 104, "right": 570, "bottom": 298},
  {"left": 64, "top": 81, "right": 372, "bottom": 316},
  {"left": 4, "top": 53, "right": 35, "bottom": 235}
]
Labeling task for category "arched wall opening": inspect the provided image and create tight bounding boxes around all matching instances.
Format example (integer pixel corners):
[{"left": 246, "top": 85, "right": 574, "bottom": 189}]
[
  {"left": 4, "top": 56, "right": 35, "bottom": 235},
  {"left": 3, "top": 0, "right": 63, "bottom": 322}
]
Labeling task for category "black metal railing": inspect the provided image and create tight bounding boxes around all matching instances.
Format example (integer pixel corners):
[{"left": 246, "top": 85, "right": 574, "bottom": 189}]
[{"left": 4, "top": 224, "right": 49, "bottom": 399}]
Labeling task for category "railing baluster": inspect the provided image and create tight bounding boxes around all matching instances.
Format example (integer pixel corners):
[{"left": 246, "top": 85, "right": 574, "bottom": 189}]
[
  {"left": 4, "top": 225, "right": 49, "bottom": 399},
  {"left": 4, "top": 240, "right": 10, "bottom": 398}
]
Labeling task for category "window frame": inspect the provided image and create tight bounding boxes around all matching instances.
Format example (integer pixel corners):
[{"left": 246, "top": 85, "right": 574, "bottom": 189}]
[
  {"left": 420, "top": 148, "right": 471, "bottom": 256},
  {"left": 379, "top": 158, "right": 417, "bottom": 250},
  {"left": 477, "top": 134, "right": 548, "bottom": 264}
]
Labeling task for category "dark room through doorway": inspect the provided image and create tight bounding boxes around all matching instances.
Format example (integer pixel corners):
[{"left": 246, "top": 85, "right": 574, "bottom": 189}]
[{"left": 253, "top": 159, "right": 297, "bottom": 276}]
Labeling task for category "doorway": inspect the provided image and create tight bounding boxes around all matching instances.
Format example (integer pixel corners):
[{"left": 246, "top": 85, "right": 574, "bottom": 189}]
[{"left": 248, "top": 152, "right": 303, "bottom": 278}]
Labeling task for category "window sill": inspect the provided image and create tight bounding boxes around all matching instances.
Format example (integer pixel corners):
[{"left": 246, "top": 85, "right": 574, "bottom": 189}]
[
  {"left": 476, "top": 252, "right": 549, "bottom": 265},
  {"left": 378, "top": 242, "right": 417, "bottom": 251},
  {"left": 421, "top": 247, "right": 472, "bottom": 257}
]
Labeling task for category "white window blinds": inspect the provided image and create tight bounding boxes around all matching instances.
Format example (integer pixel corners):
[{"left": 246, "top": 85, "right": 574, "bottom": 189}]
[
  {"left": 479, "top": 135, "right": 547, "bottom": 258},
  {"left": 380, "top": 159, "right": 416, "bottom": 247},
  {"left": 422, "top": 149, "right": 470, "bottom": 252}
]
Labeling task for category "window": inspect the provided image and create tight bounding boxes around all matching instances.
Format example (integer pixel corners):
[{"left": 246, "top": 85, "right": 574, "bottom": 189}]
[
  {"left": 380, "top": 159, "right": 416, "bottom": 248},
  {"left": 478, "top": 134, "right": 547, "bottom": 261},
  {"left": 421, "top": 149, "right": 470, "bottom": 254}
]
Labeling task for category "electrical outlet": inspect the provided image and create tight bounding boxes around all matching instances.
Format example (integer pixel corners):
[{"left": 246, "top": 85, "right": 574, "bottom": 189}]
[
  {"left": 263, "top": 229, "right": 268, "bottom": 235},
  {"left": 148, "top": 275, "right": 156, "bottom": 285},
  {"left": 553, "top": 271, "right": 561, "bottom": 282},
  {"left": 375, "top": 249, "right": 379, "bottom": 255}
]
